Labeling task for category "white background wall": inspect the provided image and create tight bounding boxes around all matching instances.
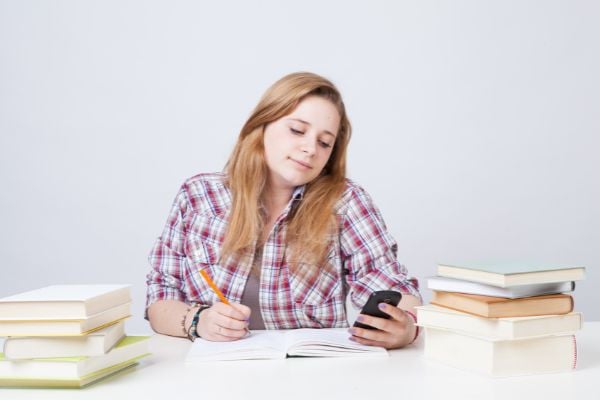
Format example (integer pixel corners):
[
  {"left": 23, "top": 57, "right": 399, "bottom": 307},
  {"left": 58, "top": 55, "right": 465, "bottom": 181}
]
[{"left": 1, "top": 0, "right": 598, "bottom": 332}]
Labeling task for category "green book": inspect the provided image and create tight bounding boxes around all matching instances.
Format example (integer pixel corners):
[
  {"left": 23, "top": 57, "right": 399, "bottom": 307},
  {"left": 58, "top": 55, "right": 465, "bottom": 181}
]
[
  {"left": 437, "top": 262, "right": 585, "bottom": 287},
  {"left": 0, "top": 336, "right": 150, "bottom": 388}
]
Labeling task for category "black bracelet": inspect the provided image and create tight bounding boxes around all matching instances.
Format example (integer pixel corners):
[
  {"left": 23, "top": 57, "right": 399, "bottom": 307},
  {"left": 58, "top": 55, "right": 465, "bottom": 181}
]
[{"left": 187, "top": 305, "right": 209, "bottom": 341}]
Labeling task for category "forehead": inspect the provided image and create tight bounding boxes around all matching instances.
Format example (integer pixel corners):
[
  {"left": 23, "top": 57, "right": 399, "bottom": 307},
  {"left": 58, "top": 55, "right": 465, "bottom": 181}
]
[{"left": 286, "top": 96, "right": 340, "bottom": 136}]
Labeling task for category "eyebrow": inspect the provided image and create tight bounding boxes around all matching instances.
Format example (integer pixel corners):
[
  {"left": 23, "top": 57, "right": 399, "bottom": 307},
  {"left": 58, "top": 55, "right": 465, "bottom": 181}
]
[{"left": 287, "top": 118, "right": 336, "bottom": 138}]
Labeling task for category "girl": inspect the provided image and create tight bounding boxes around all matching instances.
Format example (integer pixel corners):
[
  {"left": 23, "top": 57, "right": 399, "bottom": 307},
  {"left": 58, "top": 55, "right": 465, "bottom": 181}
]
[{"left": 146, "top": 72, "right": 422, "bottom": 349}]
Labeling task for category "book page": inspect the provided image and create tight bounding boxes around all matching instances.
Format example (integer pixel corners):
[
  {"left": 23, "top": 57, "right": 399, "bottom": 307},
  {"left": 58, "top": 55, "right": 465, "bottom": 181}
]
[
  {"left": 284, "top": 328, "right": 388, "bottom": 357},
  {"left": 185, "top": 330, "right": 288, "bottom": 362}
]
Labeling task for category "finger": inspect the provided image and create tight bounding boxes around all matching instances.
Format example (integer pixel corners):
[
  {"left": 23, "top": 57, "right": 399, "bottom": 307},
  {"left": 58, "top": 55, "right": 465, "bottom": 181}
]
[
  {"left": 213, "top": 312, "right": 249, "bottom": 330},
  {"left": 377, "top": 302, "right": 408, "bottom": 322},
  {"left": 213, "top": 323, "right": 248, "bottom": 339},
  {"left": 355, "top": 314, "right": 389, "bottom": 331},
  {"left": 354, "top": 313, "right": 402, "bottom": 333},
  {"left": 212, "top": 302, "right": 250, "bottom": 321},
  {"left": 349, "top": 334, "right": 387, "bottom": 348},
  {"left": 204, "top": 330, "right": 243, "bottom": 342},
  {"left": 348, "top": 326, "right": 390, "bottom": 343},
  {"left": 230, "top": 302, "right": 252, "bottom": 319}
]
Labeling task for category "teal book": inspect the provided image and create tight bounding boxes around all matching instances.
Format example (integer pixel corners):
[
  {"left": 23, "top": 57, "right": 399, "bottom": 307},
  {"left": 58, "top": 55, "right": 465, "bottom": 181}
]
[
  {"left": 436, "top": 262, "right": 585, "bottom": 288},
  {"left": 0, "top": 336, "right": 150, "bottom": 388}
]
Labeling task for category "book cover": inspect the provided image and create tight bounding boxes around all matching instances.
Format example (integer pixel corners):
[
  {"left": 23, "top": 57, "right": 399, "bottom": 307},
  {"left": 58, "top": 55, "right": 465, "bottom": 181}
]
[
  {"left": 426, "top": 276, "right": 575, "bottom": 299},
  {"left": 0, "top": 336, "right": 150, "bottom": 388},
  {"left": 416, "top": 305, "right": 583, "bottom": 340},
  {"left": 3, "top": 320, "right": 126, "bottom": 359},
  {"left": 437, "top": 262, "right": 585, "bottom": 287},
  {"left": 0, "top": 358, "right": 141, "bottom": 388},
  {"left": 0, "top": 284, "right": 131, "bottom": 320},
  {"left": 185, "top": 328, "right": 388, "bottom": 362},
  {"left": 431, "top": 291, "right": 573, "bottom": 318},
  {"left": 0, "top": 302, "right": 131, "bottom": 336},
  {"left": 423, "top": 327, "right": 577, "bottom": 377}
]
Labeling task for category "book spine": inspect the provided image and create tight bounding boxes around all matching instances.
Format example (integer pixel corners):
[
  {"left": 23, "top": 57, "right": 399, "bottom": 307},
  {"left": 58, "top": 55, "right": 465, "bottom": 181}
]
[{"left": 572, "top": 335, "right": 578, "bottom": 370}]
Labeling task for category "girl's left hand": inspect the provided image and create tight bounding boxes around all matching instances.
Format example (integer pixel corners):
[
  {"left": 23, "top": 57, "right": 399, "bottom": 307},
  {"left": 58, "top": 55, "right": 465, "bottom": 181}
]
[{"left": 348, "top": 302, "right": 417, "bottom": 349}]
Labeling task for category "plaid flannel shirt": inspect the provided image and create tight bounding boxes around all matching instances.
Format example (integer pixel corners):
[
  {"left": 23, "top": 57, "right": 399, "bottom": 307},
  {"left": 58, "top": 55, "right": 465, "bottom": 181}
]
[{"left": 145, "top": 173, "right": 421, "bottom": 329}]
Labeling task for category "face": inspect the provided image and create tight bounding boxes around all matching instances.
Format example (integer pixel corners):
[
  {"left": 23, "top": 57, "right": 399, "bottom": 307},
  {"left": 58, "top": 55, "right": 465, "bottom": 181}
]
[{"left": 263, "top": 95, "right": 341, "bottom": 192}]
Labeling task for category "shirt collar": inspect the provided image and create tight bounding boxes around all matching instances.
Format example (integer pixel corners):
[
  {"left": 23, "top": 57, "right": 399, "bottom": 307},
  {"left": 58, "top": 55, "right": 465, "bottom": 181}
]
[{"left": 291, "top": 185, "right": 305, "bottom": 201}]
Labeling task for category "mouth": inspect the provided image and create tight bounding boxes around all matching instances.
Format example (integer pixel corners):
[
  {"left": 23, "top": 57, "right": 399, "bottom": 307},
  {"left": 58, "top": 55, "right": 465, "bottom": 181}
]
[{"left": 290, "top": 158, "right": 313, "bottom": 169}]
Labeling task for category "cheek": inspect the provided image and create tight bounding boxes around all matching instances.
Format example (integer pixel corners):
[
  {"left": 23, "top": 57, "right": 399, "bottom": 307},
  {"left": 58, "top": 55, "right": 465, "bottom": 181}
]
[{"left": 317, "top": 149, "right": 333, "bottom": 167}]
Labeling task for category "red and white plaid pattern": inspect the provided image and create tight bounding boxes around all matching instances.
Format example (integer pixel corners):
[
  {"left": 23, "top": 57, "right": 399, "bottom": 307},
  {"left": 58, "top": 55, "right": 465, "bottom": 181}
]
[{"left": 146, "top": 173, "right": 421, "bottom": 329}]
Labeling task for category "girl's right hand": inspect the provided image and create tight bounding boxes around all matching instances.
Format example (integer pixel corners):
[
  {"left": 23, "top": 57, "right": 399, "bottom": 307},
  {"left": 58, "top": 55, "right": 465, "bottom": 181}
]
[{"left": 195, "top": 302, "right": 251, "bottom": 341}]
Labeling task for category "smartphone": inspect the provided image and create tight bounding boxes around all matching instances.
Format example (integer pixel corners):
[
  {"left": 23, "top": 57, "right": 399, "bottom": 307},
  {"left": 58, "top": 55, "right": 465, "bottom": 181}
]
[{"left": 353, "top": 290, "right": 402, "bottom": 330}]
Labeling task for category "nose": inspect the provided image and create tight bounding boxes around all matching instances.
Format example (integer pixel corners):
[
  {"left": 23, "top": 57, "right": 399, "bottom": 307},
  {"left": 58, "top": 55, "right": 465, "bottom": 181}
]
[{"left": 300, "top": 135, "right": 317, "bottom": 156}]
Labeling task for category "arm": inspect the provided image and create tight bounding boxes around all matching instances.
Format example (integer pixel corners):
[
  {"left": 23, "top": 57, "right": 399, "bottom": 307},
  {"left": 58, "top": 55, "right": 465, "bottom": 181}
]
[
  {"left": 339, "top": 184, "right": 422, "bottom": 349},
  {"left": 148, "top": 299, "right": 196, "bottom": 338},
  {"left": 148, "top": 299, "right": 250, "bottom": 340},
  {"left": 145, "top": 183, "right": 250, "bottom": 340}
]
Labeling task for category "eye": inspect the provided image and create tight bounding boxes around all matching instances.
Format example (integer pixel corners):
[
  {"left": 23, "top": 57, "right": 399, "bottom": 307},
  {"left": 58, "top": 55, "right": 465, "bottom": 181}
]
[
  {"left": 318, "top": 141, "right": 332, "bottom": 149},
  {"left": 290, "top": 128, "right": 304, "bottom": 135}
]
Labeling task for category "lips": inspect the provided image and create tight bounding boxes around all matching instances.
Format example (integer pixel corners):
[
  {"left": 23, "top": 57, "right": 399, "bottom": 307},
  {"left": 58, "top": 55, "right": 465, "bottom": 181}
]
[{"left": 290, "top": 158, "right": 313, "bottom": 169}]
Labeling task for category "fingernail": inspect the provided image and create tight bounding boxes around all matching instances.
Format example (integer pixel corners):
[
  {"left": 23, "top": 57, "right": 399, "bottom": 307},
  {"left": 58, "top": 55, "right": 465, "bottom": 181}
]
[
  {"left": 348, "top": 336, "right": 356, "bottom": 342},
  {"left": 348, "top": 328, "right": 357, "bottom": 335},
  {"left": 356, "top": 315, "right": 364, "bottom": 322},
  {"left": 378, "top": 303, "right": 386, "bottom": 311}
]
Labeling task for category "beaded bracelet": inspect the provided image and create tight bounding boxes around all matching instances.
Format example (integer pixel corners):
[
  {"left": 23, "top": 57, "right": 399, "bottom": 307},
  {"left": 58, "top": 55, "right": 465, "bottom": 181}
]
[
  {"left": 187, "top": 305, "right": 209, "bottom": 341},
  {"left": 404, "top": 310, "right": 420, "bottom": 344}
]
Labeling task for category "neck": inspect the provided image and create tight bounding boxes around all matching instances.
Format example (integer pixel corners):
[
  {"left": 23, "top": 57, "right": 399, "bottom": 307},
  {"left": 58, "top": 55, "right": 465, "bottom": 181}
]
[{"left": 262, "top": 184, "right": 294, "bottom": 218}]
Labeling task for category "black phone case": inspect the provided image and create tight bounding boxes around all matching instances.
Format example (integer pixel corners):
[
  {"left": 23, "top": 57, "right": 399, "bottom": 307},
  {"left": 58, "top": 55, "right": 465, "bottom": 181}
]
[{"left": 353, "top": 290, "right": 402, "bottom": 330}]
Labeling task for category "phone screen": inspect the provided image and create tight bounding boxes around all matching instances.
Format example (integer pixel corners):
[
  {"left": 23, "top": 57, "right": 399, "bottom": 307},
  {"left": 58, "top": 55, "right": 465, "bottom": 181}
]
[{"left": 353, "top": 290, "right": 402, "bottom": 330}]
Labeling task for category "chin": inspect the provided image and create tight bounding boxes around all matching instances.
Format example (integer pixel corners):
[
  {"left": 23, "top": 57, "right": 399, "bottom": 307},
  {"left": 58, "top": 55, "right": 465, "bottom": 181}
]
[{"left": 284, "top": 175, "right": 315, "bottom": 188}]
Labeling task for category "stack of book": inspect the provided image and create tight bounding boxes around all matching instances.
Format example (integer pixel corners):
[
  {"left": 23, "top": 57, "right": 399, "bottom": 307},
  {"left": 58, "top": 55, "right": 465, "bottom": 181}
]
[
  {"left": 417, "top": 263, "right": 586, "bottom": 377},
  {"left": 0, "top": 284, "right": 150, "bottom": 388}
]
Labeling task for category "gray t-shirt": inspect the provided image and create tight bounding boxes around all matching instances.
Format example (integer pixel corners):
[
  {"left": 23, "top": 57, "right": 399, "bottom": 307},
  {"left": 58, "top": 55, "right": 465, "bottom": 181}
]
[{"left": 240, "top": 249, "right": 266, "bottom": 330}]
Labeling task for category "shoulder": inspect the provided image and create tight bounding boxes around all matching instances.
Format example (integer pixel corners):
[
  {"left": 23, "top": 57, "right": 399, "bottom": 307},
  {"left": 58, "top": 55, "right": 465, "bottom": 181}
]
[
  {"left": 182, "top": 172, "right": 228, "bottom": 192},
  {"left": 178, "top": 172, "right": 231, "bottom": 215},
  {"left": 334, "top": 178, "right": 377, "bottom": 215}
]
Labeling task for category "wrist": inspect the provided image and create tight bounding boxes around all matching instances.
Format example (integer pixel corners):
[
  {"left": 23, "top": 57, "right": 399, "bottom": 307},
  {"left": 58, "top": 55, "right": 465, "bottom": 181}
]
[
  {"left": 404, "top": 310, "right": 419, "bottom": 344},
  {"left": 186, "top": 305, "right": 209, "bottom": 341}
]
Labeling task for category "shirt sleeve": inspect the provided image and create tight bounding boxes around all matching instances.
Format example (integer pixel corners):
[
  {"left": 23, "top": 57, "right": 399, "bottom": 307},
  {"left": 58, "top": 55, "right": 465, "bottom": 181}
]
[
  {"left": 145, "top": 184, "right": 191, "bottom": 318},
  {"left": 339, "top": 185, "right": 422, "bottom": 310}
]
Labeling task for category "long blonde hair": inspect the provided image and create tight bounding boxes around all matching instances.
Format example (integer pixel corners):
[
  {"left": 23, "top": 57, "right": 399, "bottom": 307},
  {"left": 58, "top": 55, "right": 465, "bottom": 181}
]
[{"left": 222, "top": 72, "right": 352, "bottom": 272}]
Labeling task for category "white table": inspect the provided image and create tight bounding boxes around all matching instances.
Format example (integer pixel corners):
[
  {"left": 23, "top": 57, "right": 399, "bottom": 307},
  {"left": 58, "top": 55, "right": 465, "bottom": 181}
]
[{"left": 3, "top": 322, "right": 599, "bottom": 400}]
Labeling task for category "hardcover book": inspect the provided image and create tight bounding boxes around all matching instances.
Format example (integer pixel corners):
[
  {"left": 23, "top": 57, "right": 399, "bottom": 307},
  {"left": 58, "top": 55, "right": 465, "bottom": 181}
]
[
  {"left": 426, "top": 276, "right": 575, "bottom": 299},
  {"left": 423, "top": 327, "right": 577, "bottom": 377},
  {"left": 416, "top": 304, "right": 582, "bottom": 340},
  {"left": 0, "top": 303, "right": 130, "bottom": 336},
  {"left": 436, "top": 262, "right": 585, "bottom": 287},
  {"left": 3, "top": 320, "right": 126, "bottom": 359},
  {"left": 430, "top": 291, "right": 573, "bottom": 318},
  {"left": 0, "top": 285, "right": 131, "bottom": 320},
  {"left": 0, "top": 336, "right": 150, "bottom": 388}
]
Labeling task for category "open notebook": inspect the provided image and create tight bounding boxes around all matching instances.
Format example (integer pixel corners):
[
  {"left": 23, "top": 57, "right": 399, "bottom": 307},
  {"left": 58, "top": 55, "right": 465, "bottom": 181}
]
[{"left": 185, "top": 328, "right": 388, "bottom": 362}]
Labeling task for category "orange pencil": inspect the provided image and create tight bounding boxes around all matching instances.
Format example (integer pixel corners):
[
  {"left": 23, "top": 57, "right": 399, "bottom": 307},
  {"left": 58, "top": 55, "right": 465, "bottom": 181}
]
[
  {"left": 199, "top": 269, "right": 230, "bottom": 305},
  {"left": 198, "top": 269, "right": 250, "bottom": 335}
]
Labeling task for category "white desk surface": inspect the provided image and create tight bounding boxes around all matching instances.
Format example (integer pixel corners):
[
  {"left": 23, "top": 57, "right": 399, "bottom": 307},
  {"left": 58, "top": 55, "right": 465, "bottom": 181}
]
[{"left": 3, "top": 322, "right": 599, "bottom": 400}]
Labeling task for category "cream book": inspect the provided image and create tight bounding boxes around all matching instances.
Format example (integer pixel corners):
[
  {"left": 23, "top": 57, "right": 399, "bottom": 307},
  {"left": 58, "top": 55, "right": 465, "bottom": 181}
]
[
  {"left": 186, "top": 328, "right": 388, "bottom": 362},
  {"left": 3, "top": 320, "right": 125, "bottom": 359},
  {"left": 427, "top": 276, "right": 575, "bottom": 298},
  {"left": 437, "top": 262, "right": 585, "bottom": 287},
  {"left": 416, "top": 305, "right": 583, "bottom": 340},
  {"left": 0, "top": 284, "right": 131, "bottom": 320},
  {"left": 423, "top": 327, "right": 577, "bottom": 377},
  {"left": 0, "top": 302, "right": 130, "bottom": 336},
  {"left": 0, "top": 336, "right": 150, "bottom": 388}
]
